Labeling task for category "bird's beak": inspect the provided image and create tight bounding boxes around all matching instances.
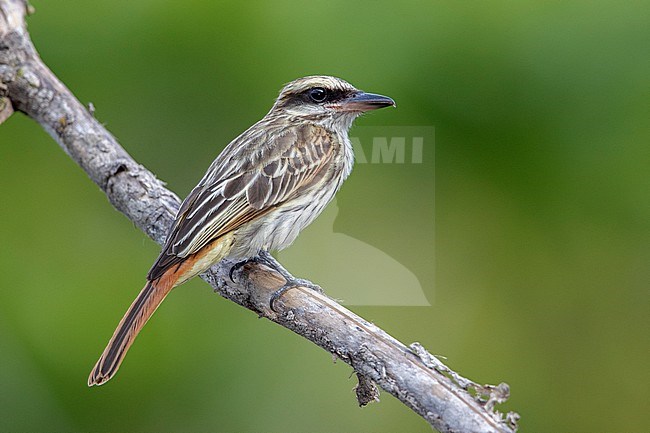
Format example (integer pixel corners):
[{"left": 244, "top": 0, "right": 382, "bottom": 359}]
[{"left": 339, "top": 91, "right": 396, "bottom": 112}]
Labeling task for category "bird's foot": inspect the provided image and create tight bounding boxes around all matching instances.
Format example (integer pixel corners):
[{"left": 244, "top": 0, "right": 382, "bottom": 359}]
[
  {"left": 270, "top": 277, "right": 323, "bottom": 312},
  {"left": 229, "top": 250, "right": 285, "bottom": 283},
  {"left": 228, "top": 251, "right": 322, "bottom": 311}
]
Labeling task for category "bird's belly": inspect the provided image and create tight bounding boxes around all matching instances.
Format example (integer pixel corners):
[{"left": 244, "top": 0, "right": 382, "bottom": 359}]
[{"left": 227, "top": 182, "right": 338, "bottom": 259}]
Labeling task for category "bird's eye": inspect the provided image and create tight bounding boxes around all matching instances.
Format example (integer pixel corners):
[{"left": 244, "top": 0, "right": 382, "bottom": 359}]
[{"left": 308, "top": 87, "right": 328, "bottom": 103}]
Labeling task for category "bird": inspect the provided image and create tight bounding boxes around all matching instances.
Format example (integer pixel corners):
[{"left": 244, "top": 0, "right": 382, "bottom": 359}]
[{"left": 87, "top": 75, "right": 395, "bottom": 386}]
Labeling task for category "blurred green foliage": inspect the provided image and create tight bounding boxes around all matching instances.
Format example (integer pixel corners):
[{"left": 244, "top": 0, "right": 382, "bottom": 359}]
[{"left": 1, "top": 1, "right": 649, "bottom": 432}]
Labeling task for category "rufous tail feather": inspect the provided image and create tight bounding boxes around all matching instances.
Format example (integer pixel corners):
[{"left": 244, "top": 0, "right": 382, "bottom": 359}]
[{"left": 87, "top": 277, "right": 175, "bottom": 386}]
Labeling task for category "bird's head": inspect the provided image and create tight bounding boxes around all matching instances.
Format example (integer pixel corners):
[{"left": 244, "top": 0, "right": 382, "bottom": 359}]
[{"left": 269, "top": 76, "right": 395, "bottom": 130}]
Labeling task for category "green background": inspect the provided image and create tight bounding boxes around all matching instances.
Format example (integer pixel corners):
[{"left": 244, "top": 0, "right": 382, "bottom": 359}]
[{"left": 1, "top": 1, "right": 648, "bottom": 432}]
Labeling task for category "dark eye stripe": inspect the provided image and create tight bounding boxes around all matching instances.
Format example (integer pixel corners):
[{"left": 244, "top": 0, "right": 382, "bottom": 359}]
[{"left": 303, "top": 88, "right": 350, "bottom": 104}]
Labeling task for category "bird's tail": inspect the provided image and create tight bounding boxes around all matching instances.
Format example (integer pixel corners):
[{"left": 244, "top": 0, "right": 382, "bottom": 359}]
[{"left": 88, "top": 277, "right": 175, "bottom": 386}]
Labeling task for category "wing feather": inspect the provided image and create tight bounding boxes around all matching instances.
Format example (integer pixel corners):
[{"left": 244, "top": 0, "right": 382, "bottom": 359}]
[{"left": 147, "top": 122, "right": 336, "bottom": 281}]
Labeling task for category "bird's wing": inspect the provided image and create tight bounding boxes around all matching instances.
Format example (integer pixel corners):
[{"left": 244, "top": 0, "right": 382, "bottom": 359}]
[{"left": 147, "top": 122, "right": 335, "bottom": 281}]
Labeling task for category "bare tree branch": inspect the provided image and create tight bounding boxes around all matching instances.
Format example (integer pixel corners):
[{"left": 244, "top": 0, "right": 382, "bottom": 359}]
[{"left": 0, "top": 2, "right": 519, "bottom": 432}]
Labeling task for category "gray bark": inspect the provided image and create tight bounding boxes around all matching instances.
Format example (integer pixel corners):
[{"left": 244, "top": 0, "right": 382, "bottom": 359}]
[{"left": 0, "top": 1, "right": 519, "bottom": 432}]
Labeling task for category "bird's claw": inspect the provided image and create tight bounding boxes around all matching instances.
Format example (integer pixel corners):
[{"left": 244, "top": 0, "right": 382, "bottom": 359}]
[
  {"left": 228, "top": 251, "right": 322, "bottom": 312},
  {"left": 228, "top": 251, "right": 276, "bottom": 283},
  {"left": 229, "top": 258, "right": 256, "bottom": 283},
  {"left": 269, "top": 278, "right": 322, "bottom": 312}
]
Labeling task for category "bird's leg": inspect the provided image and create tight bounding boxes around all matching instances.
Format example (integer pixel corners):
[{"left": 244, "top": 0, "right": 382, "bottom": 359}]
[
  {"left": 255, "top": 250, "right": 323, "bottom": 311},
  {"left": 229, "top": 251, "right": 322, "bottom": 310},
  {"left": 228, "top": 250, "right": 288, "bottom": 282}
]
